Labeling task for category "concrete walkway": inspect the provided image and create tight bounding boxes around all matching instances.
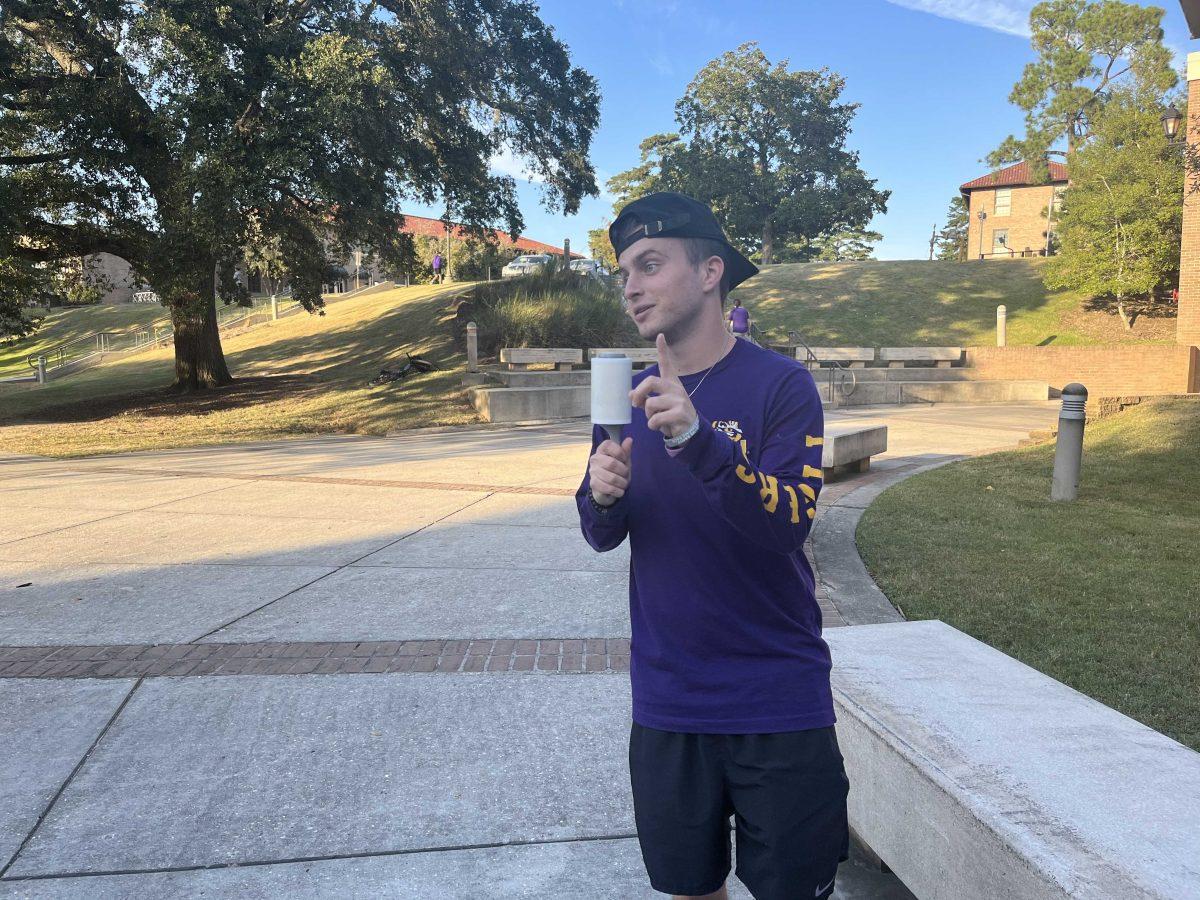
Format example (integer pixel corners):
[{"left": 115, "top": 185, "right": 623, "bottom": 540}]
[{"left": 0, "top": 402, "right": 1060, "bottom": 898}]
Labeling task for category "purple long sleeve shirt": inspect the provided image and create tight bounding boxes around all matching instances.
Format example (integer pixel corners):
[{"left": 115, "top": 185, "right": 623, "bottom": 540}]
[{"left": 576, "top": 337, "right": 833, "bottom": 733}]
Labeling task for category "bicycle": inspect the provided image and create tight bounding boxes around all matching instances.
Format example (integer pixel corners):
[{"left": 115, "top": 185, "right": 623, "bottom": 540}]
[{"left": 369, "top": 352, "right": 439, "bottom": 386}]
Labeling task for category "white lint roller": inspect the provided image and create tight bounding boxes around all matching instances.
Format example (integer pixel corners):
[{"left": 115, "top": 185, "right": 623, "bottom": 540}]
[{"left": 591, "top": 352, "right": 633, "bottom": 444}]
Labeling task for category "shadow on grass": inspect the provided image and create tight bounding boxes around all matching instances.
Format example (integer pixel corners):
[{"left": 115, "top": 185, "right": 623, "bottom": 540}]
[
  {"left": 2, "top": 287, "right": 468, "bottom": 431},
  {"left": 8, "top": 375, "right": 324, "bottom": 425}
]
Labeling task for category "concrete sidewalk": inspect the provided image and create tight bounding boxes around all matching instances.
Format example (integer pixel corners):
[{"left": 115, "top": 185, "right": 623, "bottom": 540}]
[{"left": 0, "top": 403, "right": 1059, "bottom": 898}]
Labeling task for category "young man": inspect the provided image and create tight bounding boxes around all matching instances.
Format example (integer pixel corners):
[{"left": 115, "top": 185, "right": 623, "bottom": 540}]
[
  {"left": 727, "top": 296, "right": 752, "bottom": 341},
  {"left": 576, "top": 192, "right": 849, "bottom": 900}
]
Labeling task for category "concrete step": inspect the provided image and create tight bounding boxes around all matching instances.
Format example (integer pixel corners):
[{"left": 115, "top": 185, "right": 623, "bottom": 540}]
[
  {"left": 469, "top": 385, "right": 589, "bottom": 422},
  {"left": 808, "top": 367, "right": 1000, "bottom": 383},
  {"left": 469, "top": 376, "right": 1051, "bottom": 422},
  {"left": 491, "top": 370, "right": 592, "bottom": 388},
  {"left": 818, "top": 380, "right": 1050, "bottom": 405},
  {"left": 493, "top": 367, "right": 1036, "bottom": 387}
]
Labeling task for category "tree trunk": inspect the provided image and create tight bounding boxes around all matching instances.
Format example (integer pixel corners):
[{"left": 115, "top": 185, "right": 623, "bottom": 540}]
[
  {"left": 762, "top": 218, "right": 775, "bottom": 267},
  {"left": 1116, "top": 297, "right": 1134, "bottom": 331},
  {"left": 170, "top": 270, "right": 233, "bottom": 390}
]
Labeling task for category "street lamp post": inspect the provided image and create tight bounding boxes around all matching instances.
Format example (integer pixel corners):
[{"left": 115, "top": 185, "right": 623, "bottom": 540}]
[
  {"left": 977, "top": 210, "right": 988, "bottom": 259},
  {"left": 1162, "top": 104, "right": 1183, "bottom": 143}
]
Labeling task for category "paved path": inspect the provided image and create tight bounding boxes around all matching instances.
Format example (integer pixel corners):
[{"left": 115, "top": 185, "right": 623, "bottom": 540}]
[{"left": 0, "top": 402, "right": 1060, "bottom": 898}]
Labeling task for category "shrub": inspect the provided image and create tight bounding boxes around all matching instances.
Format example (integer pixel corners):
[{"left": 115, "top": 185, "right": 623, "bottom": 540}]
[{"left": 468, "top": 264, "right": 640, "bottom": 357}]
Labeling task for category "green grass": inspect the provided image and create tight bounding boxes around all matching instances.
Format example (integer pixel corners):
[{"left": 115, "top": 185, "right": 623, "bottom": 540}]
[
  {"left": 856, "top": 397, "right": 1200, "bottom": 751},
  {"left": 739, "top": 258, "right": 1176, "bottom": 347},
  {"left": 0, "top": 304, "right": 169, "bottom": 378},
  {"left": 0, "top": 284, "right": 480, "bottom": 457}
]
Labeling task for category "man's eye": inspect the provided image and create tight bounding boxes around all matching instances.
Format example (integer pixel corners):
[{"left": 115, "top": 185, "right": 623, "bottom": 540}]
[{"left": 644, "top": 263, "right": 657, "bottom": 273}]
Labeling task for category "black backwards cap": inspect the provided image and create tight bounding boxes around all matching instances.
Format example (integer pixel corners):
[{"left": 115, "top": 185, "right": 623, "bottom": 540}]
[{"left": 608, "top": 192, "right": 759, "bottom": 290}]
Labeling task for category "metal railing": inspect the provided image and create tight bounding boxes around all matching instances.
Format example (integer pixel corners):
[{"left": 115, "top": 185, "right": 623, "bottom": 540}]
[{"left": 750, "top": 326, "right": 858, "bottom": 405}]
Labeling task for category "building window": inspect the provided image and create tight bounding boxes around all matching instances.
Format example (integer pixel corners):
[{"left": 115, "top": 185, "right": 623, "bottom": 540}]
[
  {"left": 992, "top": 229, "right": 1009, "bottom": 254},
  {"left": 994, "top": 188, "right": 1012, "bottom": 217}
]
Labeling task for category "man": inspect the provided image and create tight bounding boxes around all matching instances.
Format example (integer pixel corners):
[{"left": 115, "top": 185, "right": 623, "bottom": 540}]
[
  {"left": 432, "top": 251, "right": 443, "bottom": 283},
  {"left": 727, "top": 296, "right": 752, "bottom": 341},
  {"left": 576, "top": 192, "right": 849, "bottom": 900}
]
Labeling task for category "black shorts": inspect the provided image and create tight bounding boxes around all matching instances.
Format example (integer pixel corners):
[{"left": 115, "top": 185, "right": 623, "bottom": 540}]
[{"left": 629, "top": 721, "right": 850, "bottom": 899}]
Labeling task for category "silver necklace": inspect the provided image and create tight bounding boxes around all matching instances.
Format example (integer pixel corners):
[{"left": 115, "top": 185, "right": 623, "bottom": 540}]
[{"left": 683, "top": 336, "right": 734, "bottom": 398}]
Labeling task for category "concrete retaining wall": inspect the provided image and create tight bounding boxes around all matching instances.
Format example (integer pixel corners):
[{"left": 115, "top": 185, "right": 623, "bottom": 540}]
[{"left": 826, "top": 620, "right": 1200, "bottom": 900}]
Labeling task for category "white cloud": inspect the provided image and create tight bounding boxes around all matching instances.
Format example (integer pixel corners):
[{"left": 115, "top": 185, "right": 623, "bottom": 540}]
[
  {"left": 488, "top": 145, "right": 546, "bottom": 184},
  {"left": 883, "top": 0, "right": 1033, "bottom": 37}
]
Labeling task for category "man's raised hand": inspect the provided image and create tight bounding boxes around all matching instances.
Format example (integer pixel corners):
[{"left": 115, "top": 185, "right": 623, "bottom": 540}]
[
  {"left": 630, "top": 333, "right": 698, "bottom": 440},
  {"left": 589, "top": 436, "right": 634, "bottom": 506}
]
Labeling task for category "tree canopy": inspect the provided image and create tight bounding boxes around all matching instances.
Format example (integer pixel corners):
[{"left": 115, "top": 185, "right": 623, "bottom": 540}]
[
  {"left": 990, "top": 0, "right": 1176, "bottom": 176},
  {"left": 1, "top": 0, "right": 600, "bottom": 387},
  {"left": 608, "top": 43, "right": 888, "bottom": 266},
  {"left": 1044, "top": 88, "right": 1183, "bottom": 329},
  {"left": 936, "top": 196, "right": 970, "bottom": 262}
]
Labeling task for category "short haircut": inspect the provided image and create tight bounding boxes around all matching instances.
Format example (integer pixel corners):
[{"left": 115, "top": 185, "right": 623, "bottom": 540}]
[{"left": 682, "top": 237, "right": 731, "bottom": 303}]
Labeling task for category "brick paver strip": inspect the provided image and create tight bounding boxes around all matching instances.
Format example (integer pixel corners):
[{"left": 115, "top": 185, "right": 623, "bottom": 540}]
[{"left": 0, "top": 639, "right": 634, "bottom": 679}]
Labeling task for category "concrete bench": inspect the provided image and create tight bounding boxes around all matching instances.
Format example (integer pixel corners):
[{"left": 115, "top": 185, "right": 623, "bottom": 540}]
[
  {"left": 825, "top": 620, "right": 1200, "bottom": 900},
  {"left": 821, "top": 425, "right": 887, "bottom": 479},
  {"left": 499, "top": 348, "right": 583, "bottom": 371},
  {"left": 588, "top": 348, "right": 658, "bottom": 368},
  {"left": 878, "top": 347, "right": 963, "bottom": 368},
  {"left": 798, "top": 347, "right": 875, "bottom": 368}
]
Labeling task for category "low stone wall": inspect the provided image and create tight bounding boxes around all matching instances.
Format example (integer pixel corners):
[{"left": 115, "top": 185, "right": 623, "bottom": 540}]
[{"left": 964, "top": 344, "right": 1199, "bottom": 397}]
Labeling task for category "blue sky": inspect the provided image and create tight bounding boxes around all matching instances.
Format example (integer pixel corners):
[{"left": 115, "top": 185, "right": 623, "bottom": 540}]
[{"left": 405, "top": 0, "right": 1196, "bottom": 261}]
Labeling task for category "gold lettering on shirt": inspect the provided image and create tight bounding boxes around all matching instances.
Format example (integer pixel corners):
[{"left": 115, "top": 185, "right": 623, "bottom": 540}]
[
  {"left": 806, "top": 435, "right": 824, "bottom": 446},
  {"left": 735, "top": 438, "right": 756, "bottom": 484},
  {"left": 783, "top": 484, "right": 801, "bottom": 524},
  {"left": 802, "top": 465, "right": 824, "bottom": 481},
  {"left": 758, "top": 472, "right": 780, "bottom": 513}
]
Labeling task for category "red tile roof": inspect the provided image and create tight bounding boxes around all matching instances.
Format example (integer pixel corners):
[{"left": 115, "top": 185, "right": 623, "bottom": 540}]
[
  {"left": 960, "top": 160, "right": 1068, "bottom": 191},
  {"left": 399, "top": 213, "right": 581, "bottom": 258}
]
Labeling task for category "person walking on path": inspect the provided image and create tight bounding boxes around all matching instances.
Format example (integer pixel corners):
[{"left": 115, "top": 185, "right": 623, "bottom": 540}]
[
  {"left": 727, "top": 297, "right": 752, "bottom": 341},
  {"left": 432, "top": 252, "right": 443, "bottom": 284},
  {"left": 576, "top": 192, "right": 849, "bottom": 900}
]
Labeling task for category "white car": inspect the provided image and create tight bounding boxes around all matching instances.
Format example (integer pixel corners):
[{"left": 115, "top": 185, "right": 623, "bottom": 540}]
[
  {"left": 501, "top": 254, "right": 552, "bottom": 278},
  {"left": 569, "top": 259, "right": 606, "bottom": 278}
]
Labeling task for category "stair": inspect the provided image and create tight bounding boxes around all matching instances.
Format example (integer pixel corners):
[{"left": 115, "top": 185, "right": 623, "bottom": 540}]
[{"left": 465, "top": 365, "right": 1052, "bottom": 422}]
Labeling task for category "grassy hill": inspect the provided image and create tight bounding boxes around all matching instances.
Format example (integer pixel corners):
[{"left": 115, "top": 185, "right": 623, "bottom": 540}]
[
  {"left": 0, "top": 284, "right": 477, "bottom": 457},
  {"left": 740, "top": 258, "right": 1176, "bottom": 347},
  {"left": 0, "top": 304, "right": 169, "bottom": 378}
]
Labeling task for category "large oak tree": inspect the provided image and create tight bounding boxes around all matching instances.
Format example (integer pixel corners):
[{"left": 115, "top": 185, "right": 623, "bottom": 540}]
[
  {"left": 609, "top": 43, "right": 888, "bottom": 266},
  {"left": 1, "top": 0, "right": 599, "bottom": 388}
]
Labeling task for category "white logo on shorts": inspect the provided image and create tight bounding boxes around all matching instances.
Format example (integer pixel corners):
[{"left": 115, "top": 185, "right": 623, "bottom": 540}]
[{"left": 815, "top": 874, "right": 836, "bottom": 896}]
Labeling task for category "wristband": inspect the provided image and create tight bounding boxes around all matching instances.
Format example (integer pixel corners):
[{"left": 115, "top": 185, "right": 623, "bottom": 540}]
[
  {"left": 663, "top": 417, "right": 701, "bottom": 449},
  {"left": 588, "top": 489, "right": 618, "bottom": 514}
]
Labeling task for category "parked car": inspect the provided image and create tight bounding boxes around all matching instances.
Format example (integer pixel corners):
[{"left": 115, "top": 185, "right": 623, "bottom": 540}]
[
  {"left": 569, "top": 258, "right": 607, "bottom": 278},
  {"left": 501, "top": 254, "right": 552, "bottom": 278}
]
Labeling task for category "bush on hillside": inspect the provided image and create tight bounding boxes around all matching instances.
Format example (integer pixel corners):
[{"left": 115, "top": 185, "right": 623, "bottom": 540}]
[{"left": 466, "top": 264, "right": 639, "bottom": 357}]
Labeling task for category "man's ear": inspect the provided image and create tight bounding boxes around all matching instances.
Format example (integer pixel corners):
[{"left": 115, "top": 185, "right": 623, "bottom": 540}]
[{"left": 700, "top": 254, "right": 725, "bottom": 295}]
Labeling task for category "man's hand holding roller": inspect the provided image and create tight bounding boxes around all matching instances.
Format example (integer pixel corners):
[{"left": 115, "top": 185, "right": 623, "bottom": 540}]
[{"left": 588, "top": 436, "right": 633, "bottom": 507}]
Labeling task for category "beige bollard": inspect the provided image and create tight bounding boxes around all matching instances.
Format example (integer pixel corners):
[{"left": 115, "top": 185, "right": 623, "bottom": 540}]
[{"left": 466, "top": 322, "right": 478, "bottom": 373}]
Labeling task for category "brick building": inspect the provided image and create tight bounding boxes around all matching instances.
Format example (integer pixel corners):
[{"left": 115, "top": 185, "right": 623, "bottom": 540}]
[
  {"left": 86, "top": 213, "right": 573, "bottom": 302},
  {"left": 961, "top": 160, "right": 1068, "bottom": 260}
]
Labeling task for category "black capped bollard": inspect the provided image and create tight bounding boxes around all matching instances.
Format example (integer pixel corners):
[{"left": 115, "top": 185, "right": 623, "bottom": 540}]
[{"left": 1051, "top": 383, "right": 1087, "bottom": 501}]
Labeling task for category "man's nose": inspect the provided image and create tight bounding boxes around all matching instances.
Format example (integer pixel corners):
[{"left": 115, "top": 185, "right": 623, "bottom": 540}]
[{"left": 623, "top": 273, "right": 641, "bottom": 306}]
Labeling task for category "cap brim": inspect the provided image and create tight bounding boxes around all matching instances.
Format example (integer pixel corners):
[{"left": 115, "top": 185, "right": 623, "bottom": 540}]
[{"left": 724, "top": 248, "right": 759, "bottom": 290}]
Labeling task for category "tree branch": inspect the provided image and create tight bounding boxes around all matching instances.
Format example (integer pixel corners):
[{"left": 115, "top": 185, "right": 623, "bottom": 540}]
[{"left": 0, "top": 149, "right": 83, "bottom": 165}]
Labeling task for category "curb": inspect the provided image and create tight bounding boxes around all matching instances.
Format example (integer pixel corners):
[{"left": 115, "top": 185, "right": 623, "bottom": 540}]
[{"left": 812, "top": 456, "right": 967, "bottom": 626}]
